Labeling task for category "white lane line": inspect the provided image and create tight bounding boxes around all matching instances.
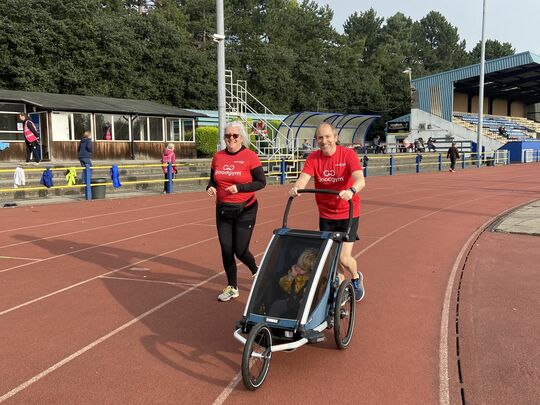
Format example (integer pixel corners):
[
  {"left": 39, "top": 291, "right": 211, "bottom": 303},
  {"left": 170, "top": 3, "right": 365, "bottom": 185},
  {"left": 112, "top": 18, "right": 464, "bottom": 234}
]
[
  {"left": 1, "top": 178, "right": 535, "bottom": 402},
  {"left": 0, "top": 198, "right": 291, "bottom": 275},
  {"left": 212, "top": 184, "right": 539, "bottom": 405},
  {"left": 0, "top": 197, "right": 209, "bottom": 234},
  {"left": 0, "top": 271, "right": 223, "bottom": 404},
  {"left": 212, "top": 373, "right": 242, "bottom": 405},
  {"left": 0, "top": 191, "right": 288, "bottom": 250},
  {"left": 0, "top": 206, "right": 205, "bottom": 250},
  {"left": 0, "top": 248, "right": 270, "bottom": 402},
  {"left": 0, "top": 206, "right": 315, "bottom": 316},
  {"left": 0, "top": 255, "right": 40, "bottom": 261},
  {"left": 99, "top": 275, "right": 199, "bottom": 287},
  {"left": 438, "top": 226, "right": 481, "bottom": 405},
  {"left": 212, "top": 194, "right": 493, "bottom": 405},
  {"left": 438, "top": 199, "right": 537, "bottom": 405},
  {"left": 353, "top": 195, "right": 490, "bottom": 259},
  {"left": 0, "top": 235, "right": 215, "bottom": 317}
]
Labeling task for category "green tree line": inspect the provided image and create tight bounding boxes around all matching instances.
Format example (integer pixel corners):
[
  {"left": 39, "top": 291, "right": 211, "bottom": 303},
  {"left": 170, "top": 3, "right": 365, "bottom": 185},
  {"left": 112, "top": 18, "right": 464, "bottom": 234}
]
[{"left": 0, "top": 0, "right": 515, "bottom": 126}]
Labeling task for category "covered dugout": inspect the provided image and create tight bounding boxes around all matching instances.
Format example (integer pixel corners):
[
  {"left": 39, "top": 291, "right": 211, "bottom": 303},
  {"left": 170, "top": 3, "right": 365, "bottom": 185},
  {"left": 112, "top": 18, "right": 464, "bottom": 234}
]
[{"left": 277, "top": 111, "right": 380, "bottom": 151}]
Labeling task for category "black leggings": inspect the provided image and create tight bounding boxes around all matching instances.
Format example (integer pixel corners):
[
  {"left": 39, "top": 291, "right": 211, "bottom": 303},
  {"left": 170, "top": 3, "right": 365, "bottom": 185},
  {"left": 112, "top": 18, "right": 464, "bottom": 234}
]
[
  {"left": 216, "top": 201, "right": 258, "bottom": 288},
  {"left": 450, "top": 158, "right": 457, "bottom": 170},
  {"left": 25, "top": 141, "right": 39, "bottom": 163}
]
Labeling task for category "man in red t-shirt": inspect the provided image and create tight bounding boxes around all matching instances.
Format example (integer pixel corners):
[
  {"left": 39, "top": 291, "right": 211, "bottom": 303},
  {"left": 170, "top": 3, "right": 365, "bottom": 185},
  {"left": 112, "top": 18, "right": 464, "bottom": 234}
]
[{"left": 289, "top": 122, "right": 366, "bottom": 301}]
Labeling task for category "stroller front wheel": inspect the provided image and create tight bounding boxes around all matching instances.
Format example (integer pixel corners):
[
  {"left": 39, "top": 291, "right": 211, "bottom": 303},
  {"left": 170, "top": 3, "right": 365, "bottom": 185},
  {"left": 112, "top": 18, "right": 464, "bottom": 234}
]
[
  {"left": 242, "top": 322, "right": 272, "bottom": 390},
  {"left": 333, "top": 280, "right": 356, "bottom": 349}
]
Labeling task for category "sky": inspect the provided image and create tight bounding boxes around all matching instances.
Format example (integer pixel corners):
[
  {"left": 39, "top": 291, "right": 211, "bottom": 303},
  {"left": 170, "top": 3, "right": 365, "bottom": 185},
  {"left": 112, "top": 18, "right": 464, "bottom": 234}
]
[{"left": 314, "top": 0, "right": 540, "bottom": 54}]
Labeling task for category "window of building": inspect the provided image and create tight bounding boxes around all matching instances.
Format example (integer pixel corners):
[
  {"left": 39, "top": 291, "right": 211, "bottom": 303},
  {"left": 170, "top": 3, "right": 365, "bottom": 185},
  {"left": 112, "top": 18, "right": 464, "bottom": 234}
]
[
  {"left": 0, "top": 103, "right": 25, "bottom": 113},
  {"left": 0, "top": 112, "right": 23, "bottom": 141},
  {"left": 95, "top": 114, "right": 113, "bottom": 141},
  {"left": 182, "top": 119, "right": 195, "bottom": 142},
  {"left": 51, "top": 112, "right": 72, "bottom": 141},
  {"left": 73, "top": 113, "right": 92, "bottom": 140},
  {"left": 132, "top": 116, "right": 149, "bottom": 141},
  {"left": 149, "top": 117, "right": 163, "bottom": 141},
  {"left": 113, "top": 115, "right": 130, "bottom": 141},
  {"left": 166, "top": 118, "right": 181, "bottom": 142}
]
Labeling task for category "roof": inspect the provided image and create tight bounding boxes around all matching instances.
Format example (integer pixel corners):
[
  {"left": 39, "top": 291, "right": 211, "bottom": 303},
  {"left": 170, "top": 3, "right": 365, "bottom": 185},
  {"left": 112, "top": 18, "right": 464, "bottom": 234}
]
[
  {"left": 279, "top": 111, "right": 380, "bottom": 144},
  {"left": 387, "top": 114, "right": 410, "bottom": 123},
  {"left": 413, "top": 51, "right": 540, "bottom": 105},
  {"left": 0, "top": 89, "right": 205, "bottom": 118}
]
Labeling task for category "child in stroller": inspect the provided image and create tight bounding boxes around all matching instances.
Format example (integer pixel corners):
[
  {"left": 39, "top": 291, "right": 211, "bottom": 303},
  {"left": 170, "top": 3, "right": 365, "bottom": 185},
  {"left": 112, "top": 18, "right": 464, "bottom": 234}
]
[{"left": 269, "top": 248, "right": 318, "bottom": 318}]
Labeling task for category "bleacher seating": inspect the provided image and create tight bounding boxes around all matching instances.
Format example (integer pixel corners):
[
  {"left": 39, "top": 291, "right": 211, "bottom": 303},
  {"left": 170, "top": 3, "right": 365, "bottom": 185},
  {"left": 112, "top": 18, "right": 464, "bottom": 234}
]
[{"left": 453, "top": 112, "right": 539, "bottom": 142}]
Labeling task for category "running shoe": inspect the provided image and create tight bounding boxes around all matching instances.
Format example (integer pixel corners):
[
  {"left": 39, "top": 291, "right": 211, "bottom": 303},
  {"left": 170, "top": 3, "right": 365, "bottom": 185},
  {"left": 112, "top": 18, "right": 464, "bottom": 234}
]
[
  {"left": 352, "top": 272, "right": 365, "bottom": 302},
  {"left": 218, "top": 286, "right": 239, "bottom": 302}
]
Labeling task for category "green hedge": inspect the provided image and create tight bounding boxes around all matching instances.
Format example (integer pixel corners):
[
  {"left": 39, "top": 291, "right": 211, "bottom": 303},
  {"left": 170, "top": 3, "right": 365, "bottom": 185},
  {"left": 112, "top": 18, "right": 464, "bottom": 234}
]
[{"left": 196, "top": 126, "right": 219, "bottom": 157}]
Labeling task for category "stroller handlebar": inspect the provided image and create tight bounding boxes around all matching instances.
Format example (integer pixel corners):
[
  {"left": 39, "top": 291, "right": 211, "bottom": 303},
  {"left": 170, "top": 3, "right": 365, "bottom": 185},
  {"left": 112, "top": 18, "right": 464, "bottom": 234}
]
[{"left": 283, "top": 188, "right": 354, "bottom": 240}]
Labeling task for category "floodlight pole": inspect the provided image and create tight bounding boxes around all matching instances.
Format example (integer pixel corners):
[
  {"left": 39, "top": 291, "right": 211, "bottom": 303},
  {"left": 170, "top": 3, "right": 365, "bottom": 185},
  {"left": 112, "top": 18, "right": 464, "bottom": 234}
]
[
  {"left": 477, "top": 0, "right": 487, "bottom": 167},
  {"left": 216, "top": 0, "right": 226, "bottom": 150}
]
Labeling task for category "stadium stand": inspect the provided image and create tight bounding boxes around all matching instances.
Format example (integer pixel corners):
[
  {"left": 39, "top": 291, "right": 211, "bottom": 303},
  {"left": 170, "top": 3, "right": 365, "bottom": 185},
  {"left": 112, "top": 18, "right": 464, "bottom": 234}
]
[{"left": 453, "top": 112, "right": 539, "bottom": 141}]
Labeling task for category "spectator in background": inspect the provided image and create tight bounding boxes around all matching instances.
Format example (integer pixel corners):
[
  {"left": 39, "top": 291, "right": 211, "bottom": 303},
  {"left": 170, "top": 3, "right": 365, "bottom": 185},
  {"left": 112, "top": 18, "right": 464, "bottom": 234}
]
[
  {"left": 446, "top": 142, "right": 460, "bottom": 172},
  {"left": 161, "top": 143, "right": 178, "bottom": 193},
  {"left": 373, "top": 135, "right": 383, "bottom": 154},
  {"left": 498, "top": 126, "right": 507, "bottom": 137},
  {"left": 427, "top": 137, "right": 436, "bottom": 152},
  {"left": 416, "top": 137, "right": 425, "bottom": 153},
  {"left": 302, "top": 139, "right": 311, "bottom": 150},
  {"left": 78, "top": 131, "right": 93, "bottom": 182},
  {"left": 402, "top": 137, "right": 413, "bottom": 152},
  {"left": 103, "top": 124, "right": 112, "bottom": 140},
  {"left": 18, "top": 113, "right": 40, "bottom": 165}
]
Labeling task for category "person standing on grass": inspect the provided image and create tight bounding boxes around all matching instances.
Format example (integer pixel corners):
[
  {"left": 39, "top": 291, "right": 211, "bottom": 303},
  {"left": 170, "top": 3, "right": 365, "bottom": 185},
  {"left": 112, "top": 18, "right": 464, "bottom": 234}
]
[
  {"left": 206, "top": 122, "right": 266, "bottom": 302},
  {"left": 289, "top": 122, "right": 366, "bottom": 302},
  {"left": 447, "top": 142, "right": 460, "bottom": 172}
]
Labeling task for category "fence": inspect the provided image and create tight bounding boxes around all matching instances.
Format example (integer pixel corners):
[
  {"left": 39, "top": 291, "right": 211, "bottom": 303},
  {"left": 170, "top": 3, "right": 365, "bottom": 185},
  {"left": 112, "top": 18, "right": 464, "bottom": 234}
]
[{"left": 0, "top": 150, "right": 515, "bottom": 203}]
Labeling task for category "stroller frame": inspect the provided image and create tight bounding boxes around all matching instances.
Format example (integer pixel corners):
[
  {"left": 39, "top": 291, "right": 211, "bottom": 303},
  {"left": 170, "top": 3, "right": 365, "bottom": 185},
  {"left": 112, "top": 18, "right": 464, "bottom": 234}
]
[{"left": 234, "top": 189, "right": 357, "bottom": 390}]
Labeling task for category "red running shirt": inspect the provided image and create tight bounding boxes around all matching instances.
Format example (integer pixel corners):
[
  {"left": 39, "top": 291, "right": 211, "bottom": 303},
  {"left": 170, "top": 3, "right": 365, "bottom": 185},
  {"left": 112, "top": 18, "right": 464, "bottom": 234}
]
[
  {"left": 302, "top": 146, "right": 362, "bottom": 219},
  {"left": 211, "top": 148, "right": 262, "bottom": 205}
]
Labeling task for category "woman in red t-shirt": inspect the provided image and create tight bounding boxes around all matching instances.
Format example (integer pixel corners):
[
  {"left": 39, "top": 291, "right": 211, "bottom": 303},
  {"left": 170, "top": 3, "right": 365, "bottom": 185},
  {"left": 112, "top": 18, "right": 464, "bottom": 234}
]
[
  {"left": 289, "top": 122, "right": 366, "bottom": 302},
  {"left": 206, "top": 122, "right": 266, "bottom": 302}
]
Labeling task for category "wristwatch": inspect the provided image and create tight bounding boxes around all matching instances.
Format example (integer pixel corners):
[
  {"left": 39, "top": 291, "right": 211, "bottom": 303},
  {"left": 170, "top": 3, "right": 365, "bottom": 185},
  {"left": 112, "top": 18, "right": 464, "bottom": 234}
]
[{"left": 349, "top": 186, "right": 357, "bottom": 194}]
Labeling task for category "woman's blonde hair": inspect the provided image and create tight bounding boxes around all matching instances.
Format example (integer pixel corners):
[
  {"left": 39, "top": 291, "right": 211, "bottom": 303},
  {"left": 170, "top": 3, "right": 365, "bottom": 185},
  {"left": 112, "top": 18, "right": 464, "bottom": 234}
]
[
  {"left": 166, "top": 143, "right": 174, "bottom": 150},
  {"left": 297, "top": 248, "right": 318, "bottom": 272}
]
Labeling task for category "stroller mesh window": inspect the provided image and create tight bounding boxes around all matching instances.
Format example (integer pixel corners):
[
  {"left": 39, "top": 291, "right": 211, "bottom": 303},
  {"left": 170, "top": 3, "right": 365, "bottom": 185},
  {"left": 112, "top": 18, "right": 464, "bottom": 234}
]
[
  {"left": 248, "top": 234, "right": 326, "bottom": 320},
  {"left": 310, "top": 243, "right": 338, "bottom": 312}
]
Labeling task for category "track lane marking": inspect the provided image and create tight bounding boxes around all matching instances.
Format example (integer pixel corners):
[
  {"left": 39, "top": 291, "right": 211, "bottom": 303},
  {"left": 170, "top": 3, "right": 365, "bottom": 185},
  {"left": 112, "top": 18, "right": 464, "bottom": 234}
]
[
  {"left": 0, "top": 255, "right": 40, "bottom": 261},
  {"left": 438, "top": 199, "right": 538, "bottom": 405}
]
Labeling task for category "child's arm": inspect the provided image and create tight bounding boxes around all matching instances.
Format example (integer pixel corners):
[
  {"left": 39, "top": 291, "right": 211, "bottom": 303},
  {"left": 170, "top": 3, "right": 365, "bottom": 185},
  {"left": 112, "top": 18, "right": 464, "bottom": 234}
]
[{"left": 279, "top": 273, "right": 294, "bottom": 293}]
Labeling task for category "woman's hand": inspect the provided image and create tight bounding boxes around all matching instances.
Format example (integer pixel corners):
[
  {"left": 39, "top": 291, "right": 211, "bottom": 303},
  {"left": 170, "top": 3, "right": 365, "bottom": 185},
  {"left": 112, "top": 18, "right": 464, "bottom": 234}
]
[
  {"left": 289, "top": 186, "right": 299, "bottom": 197},
  {"left": 225, "top": 185, "right": 238, "bottom": 194},
  {"left": 207, "top": 186, "right": 217, "bottom": 196}
]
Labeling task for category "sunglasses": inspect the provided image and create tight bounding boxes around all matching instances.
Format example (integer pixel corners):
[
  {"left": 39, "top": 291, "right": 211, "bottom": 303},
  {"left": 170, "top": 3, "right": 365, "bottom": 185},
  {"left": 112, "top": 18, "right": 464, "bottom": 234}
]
[{"left": 224, "top": 133, "right": 240, "bottom": 139}]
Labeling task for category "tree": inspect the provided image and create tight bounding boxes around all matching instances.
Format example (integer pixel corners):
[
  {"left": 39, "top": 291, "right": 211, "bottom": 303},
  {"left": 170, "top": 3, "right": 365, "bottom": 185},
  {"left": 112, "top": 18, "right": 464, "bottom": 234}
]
[
  {"left": 411, "top": 11, "right": 468, "bottom": 75},
  {"left": 469, "top": 39, "right": 514, "bottom": 61}
]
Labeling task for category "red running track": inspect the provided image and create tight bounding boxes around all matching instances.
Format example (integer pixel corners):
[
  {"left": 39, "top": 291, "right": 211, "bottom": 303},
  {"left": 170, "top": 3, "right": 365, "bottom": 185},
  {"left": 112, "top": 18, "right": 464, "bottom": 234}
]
[{"left": 0, "top": 163, "right": 539, "bottom": 404}]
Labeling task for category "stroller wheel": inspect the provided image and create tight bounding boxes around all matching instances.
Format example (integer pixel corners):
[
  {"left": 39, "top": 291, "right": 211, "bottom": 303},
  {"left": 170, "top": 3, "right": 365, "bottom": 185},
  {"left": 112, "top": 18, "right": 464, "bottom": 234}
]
[
  {"left": 333, "top": 280, "right": 356, "bottom": 349},
  {"left": 242, "top": 322, "right": 272, "bottom": 390}
]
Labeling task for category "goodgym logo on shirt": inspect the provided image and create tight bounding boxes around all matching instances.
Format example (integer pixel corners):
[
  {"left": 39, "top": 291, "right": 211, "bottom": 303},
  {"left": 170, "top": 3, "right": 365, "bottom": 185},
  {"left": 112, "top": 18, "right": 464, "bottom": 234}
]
[
  {"left": 319, "top": 168, "right": 344, "bottom": 183},
  {"left": 216, "top": 164, "right": 241, "bottom": 176}
]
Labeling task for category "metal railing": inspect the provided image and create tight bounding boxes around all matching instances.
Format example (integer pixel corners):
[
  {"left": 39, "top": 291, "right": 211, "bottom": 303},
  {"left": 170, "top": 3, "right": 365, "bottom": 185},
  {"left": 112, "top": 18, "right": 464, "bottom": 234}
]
[
  {"left": 1, "top": 151, "right": 516, "bottom": 204},
  {"left": 225, "top": 70, "right": 294, "bottom": 160}
]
